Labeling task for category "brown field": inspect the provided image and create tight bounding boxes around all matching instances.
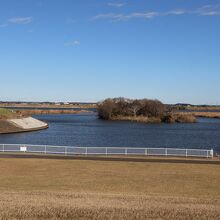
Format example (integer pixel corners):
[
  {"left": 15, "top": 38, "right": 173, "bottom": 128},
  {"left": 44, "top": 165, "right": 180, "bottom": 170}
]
[
  {"left": 0, "top": 108, "right": 21, "bottom": 120},
  {"left": 0, "top": 157, "right": 220, "bottom": 219},
  {"left": 191, "top": 112, "right": 220, "bottom": 118},
  {"left": 0, "top": 103, "right": 97, "bottom": 109},
  {"left": 187, "top": 106, "right": 220, "bottom": 111},
  {"left": 19, "top": 109, "right": 91, "bottom": 116},
  {"left": 180, "top": 111, "right": 220, "bottom": 118}
]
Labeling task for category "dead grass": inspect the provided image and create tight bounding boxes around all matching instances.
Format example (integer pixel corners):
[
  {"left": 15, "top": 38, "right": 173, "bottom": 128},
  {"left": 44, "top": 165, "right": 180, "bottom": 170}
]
[
  {"left": 111, "top": 116, "right": 162, "bottom": 123},
  {"left": 173, "top": 113, "right": 197, "bottom": 123},
  {"left": 191, "top": 112, "right": 220, "bottom": 118},
  {"left": 177, "top": 111, "right": 220, "bottom": 119},
  {"left": 0, "top": 158, "right": 219, "bottom": 219},
  {"left": 0, "top": 103, "right": 97, "bottom": 109},
  {"left": 0, "top": 108, "right": 20, "bottom": 119},
  {"left": 19, "top": 109, "right": 91, "bottom": 116},
  {"left": 1, "top": 191, "right": 220, "bottom": 219},
  {"left": 187, "top": 106, "right": 220, "bottom": 111}
]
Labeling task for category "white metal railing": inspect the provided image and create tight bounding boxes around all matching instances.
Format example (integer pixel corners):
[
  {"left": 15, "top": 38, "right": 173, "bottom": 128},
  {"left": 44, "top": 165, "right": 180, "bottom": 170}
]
[{"left": 0, "top": 144, "right": 214, "bottom": 158}]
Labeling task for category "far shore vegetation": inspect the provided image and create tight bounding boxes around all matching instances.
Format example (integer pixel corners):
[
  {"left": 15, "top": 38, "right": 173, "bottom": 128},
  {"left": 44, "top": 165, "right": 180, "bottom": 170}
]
[{"left": 98, "top": 98, "right": 197, "bottom": 123}]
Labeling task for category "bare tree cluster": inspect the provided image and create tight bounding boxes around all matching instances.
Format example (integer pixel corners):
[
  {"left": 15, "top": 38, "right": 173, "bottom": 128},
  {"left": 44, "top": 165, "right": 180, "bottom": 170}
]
[{"left": 97, "top": 98, "right": 166, "bottom": 120}]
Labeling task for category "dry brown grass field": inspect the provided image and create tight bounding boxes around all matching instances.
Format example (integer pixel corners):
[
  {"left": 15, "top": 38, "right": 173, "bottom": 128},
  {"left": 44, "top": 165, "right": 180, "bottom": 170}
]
[
  {"left": 19, "top": 109, "right": 91, "bottom": 115},
  {"left": 0, "top": 157, "right": 220, "bottom": 219},
  {"left": 192, "top": 112, "right": 220, "bottom": 118},
  {"left": 0, "top": 103, "right": 96, "bottom": 109}
]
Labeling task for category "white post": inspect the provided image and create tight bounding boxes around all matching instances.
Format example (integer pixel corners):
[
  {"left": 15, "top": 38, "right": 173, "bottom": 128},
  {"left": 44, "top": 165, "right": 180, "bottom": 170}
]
[
  {"left": 145, "top": 148, "right": 147, "bottom": 156},
  {"left": 186, "top": 149, "right": 188, "bottom": 157},
  {"left": 86, "top": 147, "right": 87, "bottom": 156},
  {"left": 125, "top": 148, "right": 127, "bottom": 155},
  {"left": 45, "top": 145, "right": 47, "bottom": 154},
  {"left": 210, "top": 149, "right": 214, "bottom": 158},
  {"left": 165, "top": 148, "right": 168, "bottom": 156},
  {"left": 3, "top": 144, "right": 4, "bottom": 152},
  {"left": 105, "top": 147, "right": 108, "bottom": 156},
  {"left": 65, "top": 147, "right": 67, "bottom": 155}
]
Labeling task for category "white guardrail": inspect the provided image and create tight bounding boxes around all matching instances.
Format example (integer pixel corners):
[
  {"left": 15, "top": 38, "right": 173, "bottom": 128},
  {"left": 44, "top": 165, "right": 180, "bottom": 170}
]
[{"left": 0, "top": 144, "right": 214, "bottom": 158}]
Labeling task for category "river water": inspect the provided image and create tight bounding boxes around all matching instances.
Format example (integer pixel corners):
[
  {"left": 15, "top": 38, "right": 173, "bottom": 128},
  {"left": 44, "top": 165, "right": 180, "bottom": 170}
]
[{"left": 0, "top": 113, "right": 220, "bottom": 153}]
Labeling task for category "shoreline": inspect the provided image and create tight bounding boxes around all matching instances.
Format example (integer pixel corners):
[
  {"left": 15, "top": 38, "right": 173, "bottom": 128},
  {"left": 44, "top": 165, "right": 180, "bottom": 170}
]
[
  {"left": 0, "top": 124, "right": 49, "bottom": 134},
  {"left": 190, "top": 112, "right": 220, "bottom": 118},
  {"left": 103, "top": 113, "right": 197, "bottom": 123}
]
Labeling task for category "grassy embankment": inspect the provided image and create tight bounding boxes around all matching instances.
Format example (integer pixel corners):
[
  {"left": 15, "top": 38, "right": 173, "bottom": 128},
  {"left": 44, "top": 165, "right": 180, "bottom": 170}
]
[
  {"left": 0, "top": 108, "right": 21, "bottom": 119},
  {"left": 0, "top": 109, "right": 24, "bottom": 133},
  {"left": 0, "top": 157, "right": 219, "bottom": 219},
  {"left": 0, "top": 109, "right": 48, "bottom": 134}
]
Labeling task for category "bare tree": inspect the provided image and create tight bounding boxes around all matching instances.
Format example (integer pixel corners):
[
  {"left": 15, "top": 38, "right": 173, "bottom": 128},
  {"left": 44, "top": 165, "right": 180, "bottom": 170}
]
[
  {"left": 128, "top": 100, "right": 142, "bottom": 117},
  {"left": 97, "top": 98, "right": 166, "bottom": 120}
]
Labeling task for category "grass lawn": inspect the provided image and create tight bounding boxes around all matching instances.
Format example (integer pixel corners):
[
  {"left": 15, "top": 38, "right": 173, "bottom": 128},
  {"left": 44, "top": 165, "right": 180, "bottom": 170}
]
[{"left": 0, "top": 157, "right": 220, "bottom": 219}]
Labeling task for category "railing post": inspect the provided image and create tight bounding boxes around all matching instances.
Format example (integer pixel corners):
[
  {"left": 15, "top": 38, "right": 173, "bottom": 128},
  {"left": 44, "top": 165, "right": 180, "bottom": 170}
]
[
  {"left": 186, "top": 149, "right": 188, "bottom": 157},
  {"left": 210, "top": 149, "right": 214, "bottom": 158},
  {"left": 86, "top": 147, "right": 87, "bottom": 156},
  {"left": 125, "top": 148, "right": 127, "bottom": 155},
  {"left": 105, "top": 147, "right": 108, "bottom": 156},
  {"left": 45, "top": 145, "right": 47, "bottom": 154},
  {"left": 3, "top": 144, "right": 4, "bottom": 152},
  {"left": 165, "top": 148, "right": 167, "bottom": 156},
  {"left": 65, "top": 147, "right": 67, "bottom": 156},
  {"left": 145, "top": 148, "right": 147, "bottom": 156}
]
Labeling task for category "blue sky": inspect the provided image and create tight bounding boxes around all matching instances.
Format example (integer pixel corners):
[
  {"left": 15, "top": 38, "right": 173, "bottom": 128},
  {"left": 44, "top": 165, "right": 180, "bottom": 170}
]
[{"left": 0, "top": 0, "right": 220, "bottom": 104}]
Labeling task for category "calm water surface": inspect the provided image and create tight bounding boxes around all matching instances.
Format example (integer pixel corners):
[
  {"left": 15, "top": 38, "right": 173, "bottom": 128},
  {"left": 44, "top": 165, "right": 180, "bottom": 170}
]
[{"left": 0, "top": 113, "right": 220, "bottom": 153}]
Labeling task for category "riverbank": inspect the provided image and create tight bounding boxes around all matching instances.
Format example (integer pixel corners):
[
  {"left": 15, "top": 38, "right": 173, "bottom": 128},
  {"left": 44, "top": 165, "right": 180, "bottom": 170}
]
[
  {"left": 0, "top": 117, "right": 48, "bottom": 134},
  {"left": 190, "top": 112, "right": 220, "bottom": 118},
  {"left": 111, "top": 113, "right": 197, "bottom": 123},
  {"left": 187, "top": 106, "right": 220, "bottom": 111},
  {"left": 0, "top": 157, "right": 219, "bottom": 219}
]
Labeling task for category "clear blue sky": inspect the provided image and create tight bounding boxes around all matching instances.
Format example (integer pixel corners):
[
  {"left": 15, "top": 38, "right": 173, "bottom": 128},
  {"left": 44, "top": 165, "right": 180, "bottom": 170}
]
[{"left": 0, "top": 0, "right": 220, "bottom": 104}]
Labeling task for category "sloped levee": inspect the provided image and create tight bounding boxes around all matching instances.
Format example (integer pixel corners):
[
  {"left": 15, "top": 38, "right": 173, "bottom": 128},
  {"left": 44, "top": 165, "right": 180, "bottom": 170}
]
[{"left": 0, "top": 117, "right": 48, "bottom": 134}]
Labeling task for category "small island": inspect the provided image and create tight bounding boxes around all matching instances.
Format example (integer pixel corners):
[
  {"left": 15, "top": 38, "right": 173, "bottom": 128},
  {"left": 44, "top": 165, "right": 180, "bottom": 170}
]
[
  {"left": 97, "top": 98, "right": 197, "bottom": 123},
  {"left": 0, "top": 108, "right": 48, "bottom": 134}
]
